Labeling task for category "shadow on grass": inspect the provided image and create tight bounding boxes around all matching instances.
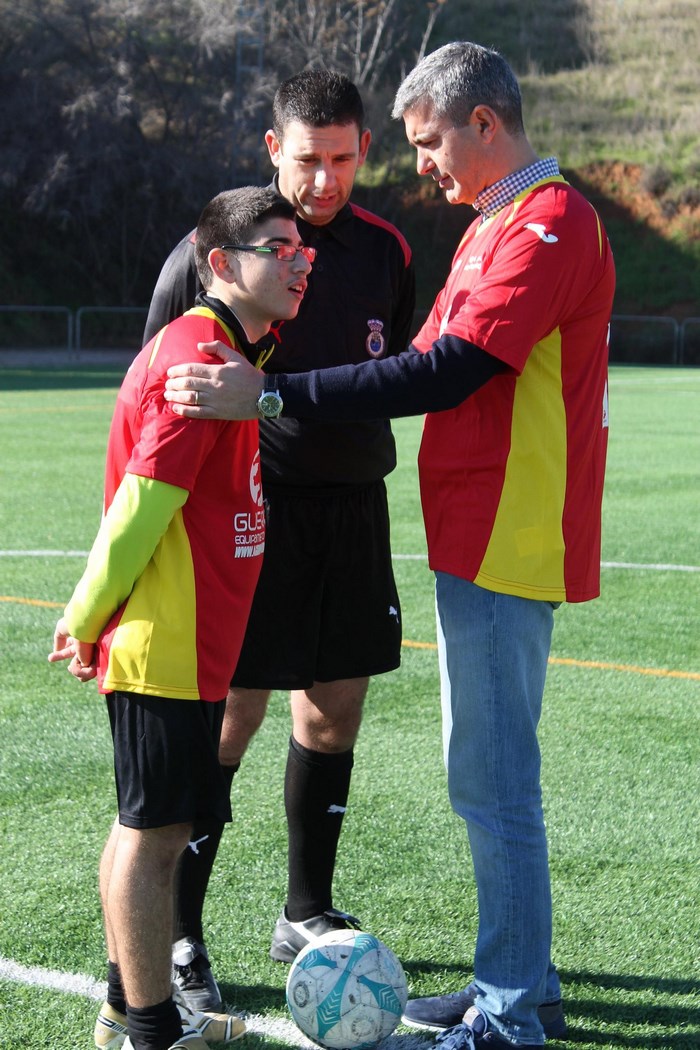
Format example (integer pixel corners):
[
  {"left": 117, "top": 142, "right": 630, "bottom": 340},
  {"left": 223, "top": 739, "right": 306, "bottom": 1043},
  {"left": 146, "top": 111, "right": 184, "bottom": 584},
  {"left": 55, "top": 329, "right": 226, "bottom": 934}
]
[{"left": 221, "top": 979, "right": 287, "bottom": 1014}]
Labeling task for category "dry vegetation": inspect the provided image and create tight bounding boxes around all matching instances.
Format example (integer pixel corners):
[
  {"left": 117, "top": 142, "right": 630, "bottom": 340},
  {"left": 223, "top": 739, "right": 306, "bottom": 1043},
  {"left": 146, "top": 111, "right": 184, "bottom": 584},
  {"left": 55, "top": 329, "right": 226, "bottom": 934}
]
[
  {"left": 1, "top": 0, "right": 697, "bottom": 317},
  {"left": 382, "top": 0, "right": 700, "bottom": 317},
  {"left": 523, "top": 0, "right": 699, "bottom": 173},
  {"left": 525, "top": 0, "right": 700, "bottom": 317}
]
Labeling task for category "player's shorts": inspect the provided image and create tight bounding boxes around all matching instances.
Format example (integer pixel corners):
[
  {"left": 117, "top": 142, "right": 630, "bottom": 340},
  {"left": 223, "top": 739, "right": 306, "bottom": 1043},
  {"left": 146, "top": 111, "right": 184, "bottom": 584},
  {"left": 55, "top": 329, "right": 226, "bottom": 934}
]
[
  {"left": 106, "top": 691, "right": 232, "bottom": 829},
  {"left": 232, "top": 480, "right": 402, "bottom": 690}
]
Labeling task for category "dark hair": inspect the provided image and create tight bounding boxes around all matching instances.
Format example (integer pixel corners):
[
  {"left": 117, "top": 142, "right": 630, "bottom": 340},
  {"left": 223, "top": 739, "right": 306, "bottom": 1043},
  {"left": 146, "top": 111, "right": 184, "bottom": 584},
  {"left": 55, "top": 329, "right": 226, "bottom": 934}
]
[
  {"left": 195, "top": 187, "right": 296, "bottom": 287},
  {"left": 392, "top": 41, "right": 525, "bottom": 136},
  {"left": 272, "top": 70, "right": 364, "bottom": 140}
]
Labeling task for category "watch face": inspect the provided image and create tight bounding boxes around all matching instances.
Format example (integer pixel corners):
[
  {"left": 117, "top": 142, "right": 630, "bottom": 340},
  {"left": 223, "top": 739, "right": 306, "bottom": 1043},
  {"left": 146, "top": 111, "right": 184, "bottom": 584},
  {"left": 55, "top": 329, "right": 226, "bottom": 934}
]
[{"left": 258, "top": 391, "right": 283, "bottom": 418}]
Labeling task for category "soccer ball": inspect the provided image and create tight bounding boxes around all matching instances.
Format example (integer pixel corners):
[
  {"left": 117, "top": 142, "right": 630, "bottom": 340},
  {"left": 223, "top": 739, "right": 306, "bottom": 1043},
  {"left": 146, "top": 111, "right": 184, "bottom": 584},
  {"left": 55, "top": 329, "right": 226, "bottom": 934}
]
[{"left": 286, "top": 929, "right": 408, "bottom": 1049}]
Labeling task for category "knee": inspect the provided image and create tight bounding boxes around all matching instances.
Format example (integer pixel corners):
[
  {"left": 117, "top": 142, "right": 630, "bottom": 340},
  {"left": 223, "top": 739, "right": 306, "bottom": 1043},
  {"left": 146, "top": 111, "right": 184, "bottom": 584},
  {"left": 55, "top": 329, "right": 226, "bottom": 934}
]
[
  {"left": 298, "top": 723, "right": 359, "bottom": 753},
  {"left": 219, "top": 688, "right": 269, "bottom": 765},
  {"left": 292, "top": 687, "right": 365, "bottom": 753},
  {"left": 117, "top": 822, "right": 192, "bottom": 873}
]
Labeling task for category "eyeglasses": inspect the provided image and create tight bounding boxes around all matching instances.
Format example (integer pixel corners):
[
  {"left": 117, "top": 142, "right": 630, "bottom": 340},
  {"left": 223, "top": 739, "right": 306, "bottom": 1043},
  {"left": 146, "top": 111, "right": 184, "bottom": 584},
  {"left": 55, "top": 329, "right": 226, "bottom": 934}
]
[{"left": 221, "top": 244, "right": 316, "bottom": 263}]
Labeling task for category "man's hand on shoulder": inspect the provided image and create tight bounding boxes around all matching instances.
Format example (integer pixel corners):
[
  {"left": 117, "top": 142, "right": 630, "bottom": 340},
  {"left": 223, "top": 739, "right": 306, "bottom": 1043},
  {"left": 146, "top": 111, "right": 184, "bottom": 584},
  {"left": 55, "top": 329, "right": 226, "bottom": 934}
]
[{"left": 164, "top": 340, "right": 264, "bottom": 420}]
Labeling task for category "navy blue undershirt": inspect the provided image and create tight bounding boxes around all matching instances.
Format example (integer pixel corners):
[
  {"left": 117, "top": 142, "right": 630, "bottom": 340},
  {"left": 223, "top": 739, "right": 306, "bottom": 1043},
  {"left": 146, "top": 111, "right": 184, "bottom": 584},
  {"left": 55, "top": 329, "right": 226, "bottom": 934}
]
[{"left": 277, "top": 335, "right": 509, "bottom": 421}]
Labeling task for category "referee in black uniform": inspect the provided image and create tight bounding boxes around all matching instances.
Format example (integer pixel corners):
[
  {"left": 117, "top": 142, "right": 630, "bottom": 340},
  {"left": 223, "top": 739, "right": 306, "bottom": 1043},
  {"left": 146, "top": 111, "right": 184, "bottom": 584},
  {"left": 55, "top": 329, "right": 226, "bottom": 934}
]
[{"left": 142, "top": 70, "right": 415, "bottom": 1011}]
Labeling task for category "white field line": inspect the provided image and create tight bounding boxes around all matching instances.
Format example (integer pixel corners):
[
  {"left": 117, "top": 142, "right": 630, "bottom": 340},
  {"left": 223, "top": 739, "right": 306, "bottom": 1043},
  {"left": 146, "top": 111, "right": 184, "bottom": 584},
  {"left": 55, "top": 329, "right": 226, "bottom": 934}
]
[
  {"left": 601, "top": 560, "right": 700, "bottom": 572},
  {"left": 1, "top": 550, "right": 699, "bottom": 574},
  {"left": 0, "top": 954, "right": 107, "bottom": 1001},
  {"left": 0, "top": 549, "right": 91, "bottom": 557},
  {"left": 0, "top": 954, "right": 432, "bottom": 1050}
]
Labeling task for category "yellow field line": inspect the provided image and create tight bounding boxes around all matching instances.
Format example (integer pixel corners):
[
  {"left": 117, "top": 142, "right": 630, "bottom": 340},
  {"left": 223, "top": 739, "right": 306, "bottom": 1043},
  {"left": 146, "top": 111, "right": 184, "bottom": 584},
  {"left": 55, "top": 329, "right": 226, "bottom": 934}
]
[
  {"left": 3, "top": 597, "right": 698, "bottom": 680},
  {"left": 548, "top": 655, "right": 700, "bottom": 681},
  {"left": 0, "top": 595, "right": 63, "bottom": 608},
  {"left": 401, "top": 638, "right": 700, "bottom": 680}
]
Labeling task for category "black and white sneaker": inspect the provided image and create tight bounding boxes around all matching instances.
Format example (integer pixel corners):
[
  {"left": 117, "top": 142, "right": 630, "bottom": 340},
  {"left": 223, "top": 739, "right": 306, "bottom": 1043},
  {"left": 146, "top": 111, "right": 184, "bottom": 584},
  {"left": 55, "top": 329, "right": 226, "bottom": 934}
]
[
  {"left": 172, "top": 936, "right": 223, "bottom": 1013},
  {"left": 269, "top": 907, "right": 361, "bottom": 963}
]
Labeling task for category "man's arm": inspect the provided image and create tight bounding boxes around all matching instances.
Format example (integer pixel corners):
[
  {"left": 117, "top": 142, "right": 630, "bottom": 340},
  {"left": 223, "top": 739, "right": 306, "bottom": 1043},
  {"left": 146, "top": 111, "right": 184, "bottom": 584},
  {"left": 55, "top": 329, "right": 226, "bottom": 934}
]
[
  {"left": 163, "top": 334, "right": 509, "bottom": 421},
  {"left": 49, "top": 475, "right": 188, "bottom": 679}
]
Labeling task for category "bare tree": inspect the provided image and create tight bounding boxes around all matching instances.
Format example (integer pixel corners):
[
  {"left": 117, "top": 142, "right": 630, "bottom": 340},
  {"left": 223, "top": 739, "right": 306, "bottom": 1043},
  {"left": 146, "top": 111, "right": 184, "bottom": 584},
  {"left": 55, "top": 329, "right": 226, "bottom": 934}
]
[
  {"left": 264, "top": 0, "right": 447, "bottom": 89},
  {"left": 0, "top": 0, "right": 448, "bottom": 304}
]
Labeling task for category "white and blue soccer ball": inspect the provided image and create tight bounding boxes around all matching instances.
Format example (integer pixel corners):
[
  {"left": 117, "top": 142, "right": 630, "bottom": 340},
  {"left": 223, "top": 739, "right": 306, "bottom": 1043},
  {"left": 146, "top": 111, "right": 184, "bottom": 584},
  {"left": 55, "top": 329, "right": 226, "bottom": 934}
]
[{"left": 286, "top": 929, "right": 408, "bottom": 1050}]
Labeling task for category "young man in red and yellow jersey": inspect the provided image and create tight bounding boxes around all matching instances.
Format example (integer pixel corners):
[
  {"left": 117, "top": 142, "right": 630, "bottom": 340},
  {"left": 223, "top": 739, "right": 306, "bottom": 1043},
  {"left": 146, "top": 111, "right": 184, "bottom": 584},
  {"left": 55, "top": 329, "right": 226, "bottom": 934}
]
[{"left": 49, "top": 186, "right": 313, "bottom": 1050}]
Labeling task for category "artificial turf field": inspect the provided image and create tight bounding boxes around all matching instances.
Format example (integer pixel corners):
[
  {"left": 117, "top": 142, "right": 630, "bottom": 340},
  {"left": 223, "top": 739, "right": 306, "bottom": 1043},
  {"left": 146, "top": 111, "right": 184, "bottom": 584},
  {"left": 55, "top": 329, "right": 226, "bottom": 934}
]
[{"left": 0, "top": 363, "right": 698, "bottom": 1049}]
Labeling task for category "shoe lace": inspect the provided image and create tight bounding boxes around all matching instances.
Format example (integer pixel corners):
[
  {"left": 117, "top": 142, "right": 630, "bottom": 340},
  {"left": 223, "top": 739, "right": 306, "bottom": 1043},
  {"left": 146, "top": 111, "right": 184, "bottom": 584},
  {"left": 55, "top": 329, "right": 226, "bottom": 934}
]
[
  {"left": 174, "top": 960, "right": 208, "bottom": 990},
  {"left": 436, "top": 1023, "right": 477, "bottom": 1050},
  {"left": 324, "top": 908, "right": 361, "bottom": 930}
]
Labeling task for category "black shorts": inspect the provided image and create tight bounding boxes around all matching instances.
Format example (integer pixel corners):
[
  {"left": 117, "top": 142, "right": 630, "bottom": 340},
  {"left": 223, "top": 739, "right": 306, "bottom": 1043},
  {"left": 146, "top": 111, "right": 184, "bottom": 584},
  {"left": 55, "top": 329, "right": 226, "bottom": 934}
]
[
  {"left": 232, "top": 481, "right": 402, "bottom": 690},
  {"left": 106, "top": 691, "right": 232, "bottom": 829}
]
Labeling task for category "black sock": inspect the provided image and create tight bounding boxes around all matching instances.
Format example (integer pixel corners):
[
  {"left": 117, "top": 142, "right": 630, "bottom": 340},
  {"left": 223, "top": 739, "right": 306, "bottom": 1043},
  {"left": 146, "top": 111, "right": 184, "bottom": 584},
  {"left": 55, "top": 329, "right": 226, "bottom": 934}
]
[
  {"left": 284, "top": 736, "right": 354, "bottom": 921},
  {"left": 126, "top": 996, "right": 181, "bottom": 1050},
  {"left": 106, "top": 959, "right": 127, "bottom": 1015},
  {"left": 173, "top": 763, "right": 239, "bottom": 943}
]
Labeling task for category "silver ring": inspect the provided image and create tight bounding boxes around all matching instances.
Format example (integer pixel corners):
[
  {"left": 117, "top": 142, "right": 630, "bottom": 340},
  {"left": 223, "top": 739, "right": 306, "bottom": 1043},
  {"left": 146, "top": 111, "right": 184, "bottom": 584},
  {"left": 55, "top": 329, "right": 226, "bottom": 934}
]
[{"left": 193, "top": 390, "right": 199, "bottom": 406}]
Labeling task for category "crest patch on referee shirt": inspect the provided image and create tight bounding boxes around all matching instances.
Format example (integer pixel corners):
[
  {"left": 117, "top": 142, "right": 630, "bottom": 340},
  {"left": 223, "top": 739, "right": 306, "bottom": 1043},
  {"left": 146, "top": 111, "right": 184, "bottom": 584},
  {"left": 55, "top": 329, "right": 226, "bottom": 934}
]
[{"left": 366, "top": 318, "right": 386, "bottom": 358}]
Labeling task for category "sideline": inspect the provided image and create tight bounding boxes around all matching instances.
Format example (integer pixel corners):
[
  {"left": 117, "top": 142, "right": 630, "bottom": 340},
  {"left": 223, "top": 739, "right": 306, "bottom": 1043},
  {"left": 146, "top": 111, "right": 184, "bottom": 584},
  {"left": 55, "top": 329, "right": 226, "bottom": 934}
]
[
  {"left": 5, "top": 592, "right": 695, "bottom": 681},
  {"left": 2, "top": 550, "right": 700, "bottom": 573},
  {"left": 0, "top": 954, "right": 430, "bottom": 1050},
  {"left": 400, "top": 640, "right": 700, "bottom": 682},
  {"left": 3, "top": 555, "right": 698, "bottom": 681}
]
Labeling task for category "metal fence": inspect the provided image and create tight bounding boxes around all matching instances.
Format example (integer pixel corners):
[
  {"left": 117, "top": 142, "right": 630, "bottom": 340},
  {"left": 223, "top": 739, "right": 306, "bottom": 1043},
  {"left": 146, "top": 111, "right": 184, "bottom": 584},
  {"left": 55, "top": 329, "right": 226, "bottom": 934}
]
[
  {"left": 74, "top": 306, "right": 149, "bottom": 351},
  {"left": 0, "top": 305, "right": 75, "bottom": 351},
  {"left": 1, "top": 306, "right": 699, "bottom": 364},
  {"left": 0, "top": 305, "right": 147, "bottom": 353},
  {"left": 679, "top": 317, "right": 700, "bottom": 366}
]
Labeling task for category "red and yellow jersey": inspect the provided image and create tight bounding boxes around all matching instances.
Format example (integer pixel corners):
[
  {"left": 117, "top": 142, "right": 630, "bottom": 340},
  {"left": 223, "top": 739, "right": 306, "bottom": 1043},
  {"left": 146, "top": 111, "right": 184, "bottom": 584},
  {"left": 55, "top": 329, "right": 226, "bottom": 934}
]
[
  {"left": 413, "top": 177, "right": 615, "bottom": 603},
  {"left": 65, "top": 307, "right": 264, "bottom": 699}
]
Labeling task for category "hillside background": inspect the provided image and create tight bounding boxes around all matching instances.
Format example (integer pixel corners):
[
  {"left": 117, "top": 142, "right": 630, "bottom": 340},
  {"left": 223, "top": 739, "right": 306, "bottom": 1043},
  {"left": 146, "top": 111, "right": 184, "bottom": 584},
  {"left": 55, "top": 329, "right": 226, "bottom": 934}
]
[{"left": 1, "top": 0, "right": 698, "bottom": 320}]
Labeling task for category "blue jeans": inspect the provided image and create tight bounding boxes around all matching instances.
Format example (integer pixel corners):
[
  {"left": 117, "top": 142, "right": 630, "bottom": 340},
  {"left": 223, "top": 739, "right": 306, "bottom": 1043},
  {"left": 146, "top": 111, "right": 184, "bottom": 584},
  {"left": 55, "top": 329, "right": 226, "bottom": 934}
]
[{"left": 435, "top": 573, "right": 561, "bottom": 1046}]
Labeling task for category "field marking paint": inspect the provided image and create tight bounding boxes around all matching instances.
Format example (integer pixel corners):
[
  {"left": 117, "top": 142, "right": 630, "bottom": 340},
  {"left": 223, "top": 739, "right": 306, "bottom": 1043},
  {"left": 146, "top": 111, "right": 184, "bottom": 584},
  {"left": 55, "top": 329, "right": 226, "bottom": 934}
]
[
  {"left": 391, "top": 557, "right": 700, "bottom": 573},
  {"left": 2, "top": 550, "right": 700, "bottom": 574},
  {"left": 0, "top": 955, "right": 107, "bottom": 1001},
  {"left": 601, "top": 560, "right": 700, "bottom": 573},
  {"left": 0, "top": 954, "right": 431, "bottom": 1050},
  {"left": 0, "top": 549, "right": 90, "bottom": 557},
  {"left": 401, "top": 640, "right": 700, "bottom": 681},
  {"left": 1, "top": 595, "right": 63, "bottom": 608},
  {"left": 548, "top": 657, "right": 700, "bottom": 681},
  {"left": 3, "top": 558, "right": 698, "bottom": 681}
]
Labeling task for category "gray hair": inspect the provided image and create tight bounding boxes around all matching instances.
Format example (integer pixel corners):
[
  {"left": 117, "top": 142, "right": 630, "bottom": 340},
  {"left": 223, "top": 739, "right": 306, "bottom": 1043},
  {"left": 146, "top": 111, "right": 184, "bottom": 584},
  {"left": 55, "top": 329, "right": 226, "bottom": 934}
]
[{"left": 391, "top": 41, "right": 524, "bottom": 135}]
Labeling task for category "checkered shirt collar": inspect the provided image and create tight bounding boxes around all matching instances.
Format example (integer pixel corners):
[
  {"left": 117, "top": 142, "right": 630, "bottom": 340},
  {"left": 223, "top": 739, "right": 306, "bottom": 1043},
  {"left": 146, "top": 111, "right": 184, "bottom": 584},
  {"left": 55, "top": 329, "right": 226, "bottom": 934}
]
[{"left": 474, "top": 156, "right": 560, "bottom": 220}]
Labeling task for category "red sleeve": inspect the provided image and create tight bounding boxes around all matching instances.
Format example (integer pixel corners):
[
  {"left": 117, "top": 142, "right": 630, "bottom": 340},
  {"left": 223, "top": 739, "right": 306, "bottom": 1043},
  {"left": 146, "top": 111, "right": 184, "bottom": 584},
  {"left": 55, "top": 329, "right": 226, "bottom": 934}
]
[{"left": 121, "top": 312, "right": 233, "bottom": 494}]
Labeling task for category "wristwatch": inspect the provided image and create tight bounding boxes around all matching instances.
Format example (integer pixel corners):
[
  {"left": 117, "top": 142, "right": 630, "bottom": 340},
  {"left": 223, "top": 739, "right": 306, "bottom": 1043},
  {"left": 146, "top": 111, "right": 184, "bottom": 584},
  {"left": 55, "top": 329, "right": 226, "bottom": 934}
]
[{"left": 256, "top": 374, "right": 284, "bottom": 419}]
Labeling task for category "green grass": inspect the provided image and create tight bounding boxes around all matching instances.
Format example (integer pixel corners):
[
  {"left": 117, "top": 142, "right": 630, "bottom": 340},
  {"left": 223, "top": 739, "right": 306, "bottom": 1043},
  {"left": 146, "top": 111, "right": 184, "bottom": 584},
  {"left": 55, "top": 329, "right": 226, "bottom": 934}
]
[{"left": 0, "top": 365, "right": 699, "bottom": 1049}]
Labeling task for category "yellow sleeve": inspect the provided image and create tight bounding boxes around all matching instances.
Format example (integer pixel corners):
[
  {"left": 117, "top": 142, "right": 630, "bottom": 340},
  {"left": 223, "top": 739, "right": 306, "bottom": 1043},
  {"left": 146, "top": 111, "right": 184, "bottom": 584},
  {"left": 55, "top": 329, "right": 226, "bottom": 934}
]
[{"left": 64, "top": 473, "right": 188, "bottom": 642}]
